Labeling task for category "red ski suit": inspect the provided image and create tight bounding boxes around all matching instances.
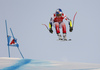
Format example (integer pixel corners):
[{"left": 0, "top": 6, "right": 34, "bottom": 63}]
[{"left": 50, "top": 13, "right": 70, "bottom": 34}]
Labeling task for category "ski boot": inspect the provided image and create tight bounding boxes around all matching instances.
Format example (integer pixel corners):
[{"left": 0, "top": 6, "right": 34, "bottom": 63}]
[
  {"left": 57, "top": 33, "right": 63, "bottom": 40},
  {"left": 63, "top": 33, "right": 67, "bottom": 41}
]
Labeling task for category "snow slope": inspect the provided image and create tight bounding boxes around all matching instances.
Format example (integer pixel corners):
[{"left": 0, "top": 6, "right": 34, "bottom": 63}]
[{"left": 0, "top": 57, "right": 100, "bottom": 70}]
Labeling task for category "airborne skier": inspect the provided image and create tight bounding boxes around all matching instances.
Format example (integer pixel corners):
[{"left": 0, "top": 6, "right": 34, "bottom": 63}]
[{"left": 49, "top": 8, "right": 73, "bottom": 40}]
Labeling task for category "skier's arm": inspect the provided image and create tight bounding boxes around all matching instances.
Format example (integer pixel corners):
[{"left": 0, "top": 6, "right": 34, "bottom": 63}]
[
  {"left": 64, "top": 15, "right": 73, "bottom": 32},
  {"left": 49, "top": 18, "right": 52, "bottom": 28},
  {"left": 49, "top": 17, "right": 53, "bottom": 33}
]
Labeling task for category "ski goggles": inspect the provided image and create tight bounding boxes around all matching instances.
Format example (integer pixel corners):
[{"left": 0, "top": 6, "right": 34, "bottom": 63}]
[{"left": 56, "top": 14, "right": 62, "bottom": 16}]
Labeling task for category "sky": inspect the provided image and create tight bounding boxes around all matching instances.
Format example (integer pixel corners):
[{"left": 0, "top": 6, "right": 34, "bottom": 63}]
[{"left": 0, "top": 0, "right": 100, "bottom": 64}]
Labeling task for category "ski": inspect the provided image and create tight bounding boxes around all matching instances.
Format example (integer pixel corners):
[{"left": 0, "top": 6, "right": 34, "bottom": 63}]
[{"left": 57, "top": 39, "right": 71, "bottom": 41}]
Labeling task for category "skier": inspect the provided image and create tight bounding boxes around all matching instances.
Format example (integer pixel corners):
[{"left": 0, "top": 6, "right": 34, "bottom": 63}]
[{"left": 49, "top": 8, "right": 73, "bottom": 40}]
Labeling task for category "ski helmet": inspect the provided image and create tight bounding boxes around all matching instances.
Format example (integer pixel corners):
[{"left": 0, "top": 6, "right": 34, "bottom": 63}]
[{"left": 56, "top": 8, "right": 62, "bottom": 16}]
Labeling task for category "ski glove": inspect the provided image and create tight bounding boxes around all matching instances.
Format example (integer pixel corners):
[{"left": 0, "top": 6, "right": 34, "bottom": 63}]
[
  {"left": 69, "top": 27, "right": 73, "bottom": 32},
  {"left": 49, "top": 28, "right": 53, "bottom": 33},
  {"left": 69, "top": 20, "right": 72, "bottom": 27}
]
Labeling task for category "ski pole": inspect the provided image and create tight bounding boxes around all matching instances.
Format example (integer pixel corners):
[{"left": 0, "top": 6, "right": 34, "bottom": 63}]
[
  {"left": 73, "top": 12, "right": 77, "bottom": 28},
  {"left": 42, "top": 24, "right": 49, "bottom": 30}
]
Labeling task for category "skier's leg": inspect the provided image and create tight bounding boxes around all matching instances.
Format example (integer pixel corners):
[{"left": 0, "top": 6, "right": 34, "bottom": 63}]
[
  {"left": 55, "top": 22, "right": 62, "bottom": 40},
  {"left": 61, "top": 22, "right": 66, "bottom": 33},
  {"left": 55, "top": 22, "right": 60, "bottom": 33},
  {"left": 61, "top": 22, "right": 67, "bottom": 40}
]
